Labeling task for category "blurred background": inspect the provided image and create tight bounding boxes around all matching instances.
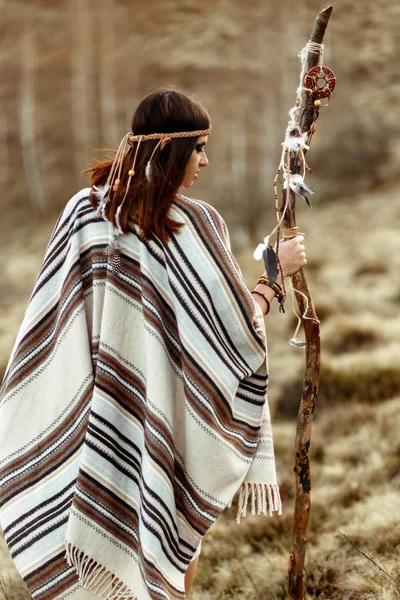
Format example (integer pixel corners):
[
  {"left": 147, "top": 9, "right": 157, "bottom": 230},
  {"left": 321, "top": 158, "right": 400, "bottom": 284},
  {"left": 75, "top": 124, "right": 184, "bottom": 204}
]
[{"left": 1, "top": 0, "right": 400, "bottom": 598}]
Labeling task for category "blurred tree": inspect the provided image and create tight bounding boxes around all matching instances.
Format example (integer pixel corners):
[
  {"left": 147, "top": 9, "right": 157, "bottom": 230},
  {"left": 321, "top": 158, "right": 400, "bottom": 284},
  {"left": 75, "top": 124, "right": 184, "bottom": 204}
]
[
  {"left": 99, "top": 0, "right": 119, "bottom": 145},
  {"left": 71, "top": 0, "right": 98, "bottom": 186},
  {"left": 19, "top": 26, "right": 45, "bottom": 208}
]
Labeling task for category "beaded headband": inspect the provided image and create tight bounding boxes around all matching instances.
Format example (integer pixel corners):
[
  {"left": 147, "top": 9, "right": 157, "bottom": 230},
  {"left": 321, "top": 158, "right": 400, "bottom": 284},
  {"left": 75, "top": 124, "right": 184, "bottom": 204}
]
[{"left": 93, "top": 128, "right": 211, "bottom": 234}]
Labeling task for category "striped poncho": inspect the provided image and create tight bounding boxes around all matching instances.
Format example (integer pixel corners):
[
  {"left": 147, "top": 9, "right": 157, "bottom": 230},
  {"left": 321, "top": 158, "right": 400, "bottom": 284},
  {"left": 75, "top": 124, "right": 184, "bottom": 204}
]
[{"left": 0, "top": 189, "right": 281, "bottom": 600}]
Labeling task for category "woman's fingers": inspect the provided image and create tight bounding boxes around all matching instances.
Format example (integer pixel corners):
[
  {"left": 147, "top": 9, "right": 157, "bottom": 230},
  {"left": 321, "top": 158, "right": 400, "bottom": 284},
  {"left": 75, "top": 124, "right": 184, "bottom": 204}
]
[
  {"left": 283, "top": 235, "right": 307, "bottom": 276},
  {"left": 272, "top": 234, "right": 307, "bottom": 278}
]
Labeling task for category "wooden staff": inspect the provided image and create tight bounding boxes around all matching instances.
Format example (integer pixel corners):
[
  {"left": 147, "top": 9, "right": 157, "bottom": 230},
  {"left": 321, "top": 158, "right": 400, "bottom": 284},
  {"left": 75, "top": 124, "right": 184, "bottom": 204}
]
[{"left": 283, "top": 7, "right": 333, "bottom": 600}]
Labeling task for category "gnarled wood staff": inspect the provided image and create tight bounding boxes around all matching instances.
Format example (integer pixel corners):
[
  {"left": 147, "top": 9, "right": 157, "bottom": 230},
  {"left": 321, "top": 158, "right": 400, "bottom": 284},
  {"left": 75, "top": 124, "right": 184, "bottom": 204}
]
[{"left": 273, "top": 7, "right": 334, "bottom": 600}]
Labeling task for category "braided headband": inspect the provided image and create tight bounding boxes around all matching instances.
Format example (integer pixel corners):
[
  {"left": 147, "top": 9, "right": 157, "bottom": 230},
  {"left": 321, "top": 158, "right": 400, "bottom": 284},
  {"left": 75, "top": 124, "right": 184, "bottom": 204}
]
[{"left": 127, "top": 128, "right": 211, "bottom": 145}]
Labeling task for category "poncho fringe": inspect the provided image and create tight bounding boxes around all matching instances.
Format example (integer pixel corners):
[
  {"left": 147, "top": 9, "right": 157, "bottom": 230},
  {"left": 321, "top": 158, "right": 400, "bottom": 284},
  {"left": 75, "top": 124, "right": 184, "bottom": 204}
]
[
  {"left": 65, "top": 543, "right": 137, "bottom": 600},
  {"left": 236, "top": 483, "right": 282, "bottom": 523}
]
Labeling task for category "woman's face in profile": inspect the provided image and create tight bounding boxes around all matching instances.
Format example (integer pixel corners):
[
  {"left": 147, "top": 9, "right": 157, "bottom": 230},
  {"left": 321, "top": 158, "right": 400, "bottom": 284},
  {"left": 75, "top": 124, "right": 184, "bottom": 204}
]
[{"left": 181, "top": 135, "right": 209, "bottom": 188}]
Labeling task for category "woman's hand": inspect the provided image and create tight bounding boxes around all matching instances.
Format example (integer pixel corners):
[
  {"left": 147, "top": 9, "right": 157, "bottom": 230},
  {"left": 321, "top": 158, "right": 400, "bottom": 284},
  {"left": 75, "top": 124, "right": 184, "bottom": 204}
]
[
  {"left": 253, "top": 235, "right": 307, "bottom": 316},
  {"left": 276, "top": 235, "right": 307, "bottom": 279}
]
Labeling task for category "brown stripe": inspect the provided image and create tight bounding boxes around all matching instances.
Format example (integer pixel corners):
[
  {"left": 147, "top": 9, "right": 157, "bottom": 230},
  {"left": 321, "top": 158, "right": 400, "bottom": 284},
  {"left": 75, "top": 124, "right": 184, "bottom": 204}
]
[
  {"left": 174, "top": 196, "right": 256, "bottom": 320},
  {"left": 92, "top": 351, "right": 223, "bottom": 534},
  {"left": 181, "top": 350, "right": 262, "bottom": 452},
  {"left": 5, "top": 266, "right": 84, "bottom": 394},
  {"left": 95, "top": 354, "right": 176, "bottom": 476},
  {"left": 25, "top": 552, "right": 78, "bottom": 600},
  {"left": 73, "top": 495, "right": 185, "bottom": 600},
  {"left": 0, "top": 382, "right": 92, "bottom": 503}
]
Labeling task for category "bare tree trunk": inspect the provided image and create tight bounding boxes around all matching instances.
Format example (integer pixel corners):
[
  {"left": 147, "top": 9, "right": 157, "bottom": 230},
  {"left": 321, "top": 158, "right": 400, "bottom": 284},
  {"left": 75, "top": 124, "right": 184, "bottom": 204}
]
[
  {"left": 231, "top": 107, "right": 248, "bottom": 241},
  {"left": 71, "top": 0, "right": 97, "bottom": 185},
  {"left": 0, "top": 33, "right": 8, "bottom": 187},
  {"left": 0, "top": 4, "right": 8, "bottom": 187},
  {"left": 124, "top": 66, "right": 138, "bottom": 127},
  {"left": 257, "top": 7, "right": 274, "bottom": 208},
  {"left": 99, "top": 0, "right": 119, "bottom": 145},
  {"left": 0, "top": 113, "right": 8, "bottom": 185},
  {"left": 19, "top": 25, "right": 45, "bottom": 208}
]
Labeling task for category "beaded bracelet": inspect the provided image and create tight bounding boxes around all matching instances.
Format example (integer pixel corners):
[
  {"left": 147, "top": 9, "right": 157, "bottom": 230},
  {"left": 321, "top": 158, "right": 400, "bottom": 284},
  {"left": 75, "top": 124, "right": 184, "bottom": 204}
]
[
  {"left": 251, "top": 290, "right": 270, "bottom": 315},
  {"left": 257, "top": 275, "right": 270, "bottom": 286},
  {"left": 270, "top": 282, "right": 285, "bottom": 301},
  {"left": 257, "top": 276, "right": 285, "bottom": 302}
]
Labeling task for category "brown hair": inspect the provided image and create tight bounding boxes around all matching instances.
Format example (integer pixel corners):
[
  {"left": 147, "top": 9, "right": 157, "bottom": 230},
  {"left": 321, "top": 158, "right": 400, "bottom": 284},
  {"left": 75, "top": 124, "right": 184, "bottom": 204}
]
[{"left": 85, "top": 88, "right": 211, "bottom": 242}]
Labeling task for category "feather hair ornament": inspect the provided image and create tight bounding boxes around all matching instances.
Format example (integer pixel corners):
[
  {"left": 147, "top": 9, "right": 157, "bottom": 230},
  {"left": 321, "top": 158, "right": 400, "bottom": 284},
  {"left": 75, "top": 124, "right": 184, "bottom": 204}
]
[
  {"left": 115, "top": 205, "right": 124, "bottom": 236},
  {"left": 93, "top": 183, "right": 110, "bottom": 203},
  {"left": 115, "top": 135, "right": 144, "bottom": 234},
  {"left": 145, "top": 139, "right": 163, "bottom": 183},
  {"left": 145, "top": 161, "right": 152, "bottom": 182},
  {"left": 93, "top": 184, "right": 111, "bottom": 219}
]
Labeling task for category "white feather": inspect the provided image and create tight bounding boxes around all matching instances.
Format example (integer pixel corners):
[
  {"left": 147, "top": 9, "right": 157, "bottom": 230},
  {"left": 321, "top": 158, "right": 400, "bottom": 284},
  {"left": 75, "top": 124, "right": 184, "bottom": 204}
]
[
  {"left": 145, "top": 161, "right": 152, "bottom": 182},
  {"left": 253, "top": 236, "right": 269, "bottom": 261},
  {"left": 283, "top": 173, "right": 304, "bottom": 189},
  {"left": 93, "top": 183, "right": 110, "bottom": 202},
  {"left": 282, "top": 133, "right": 309, "bottom": 152},
  {"left": 289, "top": 174, "right": 304, "bottom": 185},
  {"left": 115, "top": 205, "right": 124, "bottom": 236}
]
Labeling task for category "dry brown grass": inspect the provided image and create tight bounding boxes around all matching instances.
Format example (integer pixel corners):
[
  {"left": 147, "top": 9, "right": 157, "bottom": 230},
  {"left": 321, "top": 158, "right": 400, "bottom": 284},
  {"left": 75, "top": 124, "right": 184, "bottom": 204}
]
[
  {"left": 193, "top": 397, "right": 400, "bottom": 600},
  {"left": 277, "top": 362, "right": 400, "bottom": 417}
]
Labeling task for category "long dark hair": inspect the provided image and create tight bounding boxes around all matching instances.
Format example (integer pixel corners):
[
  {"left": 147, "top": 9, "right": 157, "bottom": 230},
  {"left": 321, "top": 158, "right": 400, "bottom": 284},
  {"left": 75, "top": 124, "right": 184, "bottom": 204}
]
[{"left": 85, "top": 88, "right": 211, "bottom": 242}]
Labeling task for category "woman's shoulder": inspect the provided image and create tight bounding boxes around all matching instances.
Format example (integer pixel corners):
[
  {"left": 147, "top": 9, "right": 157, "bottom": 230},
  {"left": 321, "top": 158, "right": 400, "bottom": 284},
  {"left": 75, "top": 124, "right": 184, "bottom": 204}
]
[
  {"left": 55, "top": 188, "right": 93, "bottom": 224},
  {"left": 174, "top": 194, "right": 226, "bottom": 228},
  {"left": 49, "top": 188, "right": 97, "bottom": 241},
  {"left": 173, "top": 194, "right": 230, "bottom": 249},
  {"left": 65, "top": 187, "right": 93, "bottom": 211}
]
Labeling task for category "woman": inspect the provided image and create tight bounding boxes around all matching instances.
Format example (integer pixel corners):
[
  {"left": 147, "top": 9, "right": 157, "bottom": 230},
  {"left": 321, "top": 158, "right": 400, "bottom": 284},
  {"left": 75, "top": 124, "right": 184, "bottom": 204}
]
[{"left": 0, "top": 89, "right": 306, "bottom": 600}]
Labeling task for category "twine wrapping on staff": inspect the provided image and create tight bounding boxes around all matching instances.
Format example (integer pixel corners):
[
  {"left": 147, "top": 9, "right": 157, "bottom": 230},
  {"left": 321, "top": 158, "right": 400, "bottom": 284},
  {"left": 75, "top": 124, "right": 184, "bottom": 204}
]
[{"left": 282, "top": 227, "right": 299, "bottom": 238}]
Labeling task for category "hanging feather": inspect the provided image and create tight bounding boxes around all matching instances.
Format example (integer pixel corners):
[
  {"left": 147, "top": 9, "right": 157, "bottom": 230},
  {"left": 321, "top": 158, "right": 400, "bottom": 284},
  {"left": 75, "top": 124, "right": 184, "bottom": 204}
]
[
  {"left": 253, "top": 236, "right": 279, "bottom": 284},
  {"left": 93, "top": 184, "right": 111, "bottom": 219},
  {"left": 104, "top": 239, "right": 122, "bottom": 275},
  {"left": 283, "top": 174, "right": 315, "bottom": 208},
  {"left": 145, "top": 160, "right": 152, "bottom": 182},
  {"left": 115, "top": 205, "right": 124, "bottom": 236},
  {"left": 283, "top": 133, "right": 309, "bottom": 152},
  {"left": 93, "top": 183, "right": 110, "bottom": 204},
  {"left": 262, "top": 245, "right": 279, "bottom": 285},
  {"left": 292, "top": 180, "right": 315, "bottom": 207}
]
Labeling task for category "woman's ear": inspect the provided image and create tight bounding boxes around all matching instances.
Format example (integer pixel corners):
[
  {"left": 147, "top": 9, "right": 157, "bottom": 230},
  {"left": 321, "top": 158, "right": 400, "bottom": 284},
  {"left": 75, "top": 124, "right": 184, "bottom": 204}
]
[{"left": 160, "top": 137, "right": 171, "bottom": 151}]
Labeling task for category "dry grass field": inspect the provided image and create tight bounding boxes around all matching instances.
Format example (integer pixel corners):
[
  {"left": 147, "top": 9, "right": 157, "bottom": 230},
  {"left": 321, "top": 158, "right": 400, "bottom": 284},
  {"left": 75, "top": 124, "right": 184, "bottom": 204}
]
[{"left": 1, "top": 181, "right": 400, "bottom": 599}]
